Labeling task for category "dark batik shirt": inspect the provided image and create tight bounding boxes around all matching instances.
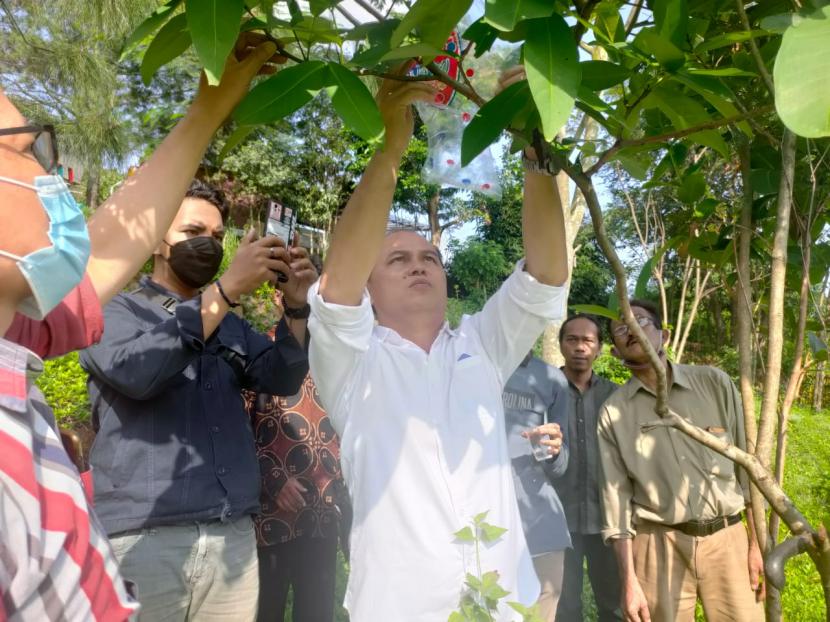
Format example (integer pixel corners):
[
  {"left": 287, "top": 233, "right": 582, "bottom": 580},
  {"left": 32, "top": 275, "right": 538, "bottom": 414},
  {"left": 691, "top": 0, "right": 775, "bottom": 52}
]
[{"left": 247, "top": 373, "right": 345, "bottom": 546}]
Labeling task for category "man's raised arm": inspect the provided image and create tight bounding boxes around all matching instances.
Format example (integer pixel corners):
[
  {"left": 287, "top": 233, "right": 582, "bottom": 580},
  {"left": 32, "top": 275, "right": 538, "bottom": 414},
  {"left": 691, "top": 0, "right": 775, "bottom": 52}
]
[
  {"left": 318, "top": 68, "right": 435, "bottom": 306},
  {"left": 85, "top": 34, "right": 283, "bottom": 306}
]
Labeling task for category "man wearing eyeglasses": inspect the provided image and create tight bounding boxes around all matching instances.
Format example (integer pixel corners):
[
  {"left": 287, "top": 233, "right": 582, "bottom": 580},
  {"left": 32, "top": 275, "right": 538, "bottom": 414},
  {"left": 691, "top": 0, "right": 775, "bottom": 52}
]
[
  {"left": 0, "top": 33, "right": 283, "bottom": 621},
  {"left": 597, "top": 299, "right": 764, "bottom": 622}
]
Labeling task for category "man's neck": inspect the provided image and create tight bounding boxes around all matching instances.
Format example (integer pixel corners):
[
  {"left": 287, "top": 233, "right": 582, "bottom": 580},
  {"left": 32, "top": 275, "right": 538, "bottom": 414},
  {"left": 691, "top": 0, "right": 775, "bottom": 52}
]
[
  {"left": 151, "top": 264, "right": 198, "bottom": 300},
  {"left": 563, "top": 366, "right": 592, "bottom": 392},
  {"left": 379, "top": 312, "right": 445, "bottom": 353},
  {"left": 630, "top": 356, "right": 671, "bottom": 393}
]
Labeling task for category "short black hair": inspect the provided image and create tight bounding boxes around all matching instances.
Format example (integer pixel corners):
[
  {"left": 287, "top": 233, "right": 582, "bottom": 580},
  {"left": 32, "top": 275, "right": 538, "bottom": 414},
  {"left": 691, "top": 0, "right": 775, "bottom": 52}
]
[
  {"left": 628, "top": 298, "right": 662, "bottom": 329},
  {"left": 185, "top": 179, "right": 229, "bottom": 222},
  {"left": 559, "top": 314, "right": 602, "bottom": 343}
]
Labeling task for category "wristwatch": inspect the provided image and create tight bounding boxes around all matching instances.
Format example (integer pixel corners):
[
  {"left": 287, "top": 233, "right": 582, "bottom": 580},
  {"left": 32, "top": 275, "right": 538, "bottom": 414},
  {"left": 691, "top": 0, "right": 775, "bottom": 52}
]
[
  {"left": 522, "top": 152, "right": 561, "bottom": 177},
  {"left": 283, "top": 303, "right": 311, "bottom": 320}
]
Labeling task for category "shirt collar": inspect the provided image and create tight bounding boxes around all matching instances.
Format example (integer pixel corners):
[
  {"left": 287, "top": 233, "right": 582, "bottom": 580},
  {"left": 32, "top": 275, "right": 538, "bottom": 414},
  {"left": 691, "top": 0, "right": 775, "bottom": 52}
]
[
  {"left": 373, "top": 321, "right": 457, "bottom": 348},
  {"left": 140, "top": 275, "right": 186, "bottom": 302},
  {"left": 622, "top": 361, "right": 688, "bottom": 398},
  {"left": 0, "top": 337, "right": 42, "bottom": 414},
  {"left": 561, "top": 368, "right": 598, "bottom": 392}
]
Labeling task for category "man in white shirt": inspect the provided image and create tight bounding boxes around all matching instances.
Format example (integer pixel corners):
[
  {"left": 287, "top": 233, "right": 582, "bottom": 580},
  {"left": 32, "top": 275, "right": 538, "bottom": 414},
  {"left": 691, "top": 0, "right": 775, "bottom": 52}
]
[{"left": 307, "top": 66, "right": 569, "bottom": 621}]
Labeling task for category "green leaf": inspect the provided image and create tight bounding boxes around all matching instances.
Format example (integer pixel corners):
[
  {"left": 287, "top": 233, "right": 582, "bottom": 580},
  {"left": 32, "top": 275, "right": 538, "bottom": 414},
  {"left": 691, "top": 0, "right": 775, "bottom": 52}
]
[
  {"left": 633, "top": 28, "right": 685, "bottom": 71},
  {"left": 569, "top": 304, "right": 619, "bottom": 321},
  {"left": 694, "top": 30, "right": 771, "bottom": 54},
  {"left": 483, "top": 0, "right": 552, "bottom": 32},
  {"left": 462, "top": 18, "right": 499, "bottom": 58},
  {"left": 310, "top": 0, "right": 339, "bottom": 17},
  {"left": 614, "top": 148, "right": 653, "bottom": 179},
  {"left": 652, "top": 0, "right": 687, "bottom": 49},
  {"left": 217, "top": 125, "right": 255, "bottom": 162},
  {"left": 685, "top": 67, "right": 756, "bottom": 77},
  {"left": 644, "top": 86, "right": 729, "bottom": 156},
  {"left": 140, "top": 13, "right": 192, "bottom": 85},
  {"left": 326, "top": 63, "right": 385, "bottom": 144},
  {"left": 465, "top": 573, "right": 482, "bottom": 590},
  {"left": 186, "top": 0, "right": 245, "bottom": 86},
  {"left": 120, "top": 0, "right": 183, "bottom": 60},
  {"left": 577, "top": 86, "right": 609, "bottom": 112},
  {"left": 760, "top": 13, "right": 801, "bottom": 34},
  {"left": 593, "top": 1, "right": 625, "bottom": 43},
  {"left": 233, "top": 61, "right": 328, "bottom": 125},
  {"left": 391, "top": 0, "right": 472, "bottom": 50},
  {"left": 677, "top": 172, "right": 707, "bottom": 203},
  {"left": 461, "top": 80, "right": 531, "bottom": 166},
  {"left": 673, "top": 72, "right": 753, "bottom": 136},
  {"left": 523, "top": 15, "right": 581, "bottom": 142},
  {"left": 479, "top": 522, "right": 508, "bottom": 542},
  {"left": 381, "top": 43, "right": 445, "bottom": 62},
  {"left": 473, "top": 510, "right": 489, "bottom": 524},
  {"left": 580, "top": 60, "right": 630, "bottom": 91},
  {"left": 454, "top": 526, "right": 476, "bottom": 542},
  {"left": 774, "top": 5, "right": 830, "bottom": 138},
  {"left": 750, "top": 169, "right": 779, "bottom": 197}
]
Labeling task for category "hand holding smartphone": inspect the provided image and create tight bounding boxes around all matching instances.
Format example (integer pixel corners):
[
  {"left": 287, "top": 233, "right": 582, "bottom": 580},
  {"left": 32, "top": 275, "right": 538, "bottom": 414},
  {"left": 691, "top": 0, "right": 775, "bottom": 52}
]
[{"left": 264, "top": 200, "right": 297, "bottom": 283}]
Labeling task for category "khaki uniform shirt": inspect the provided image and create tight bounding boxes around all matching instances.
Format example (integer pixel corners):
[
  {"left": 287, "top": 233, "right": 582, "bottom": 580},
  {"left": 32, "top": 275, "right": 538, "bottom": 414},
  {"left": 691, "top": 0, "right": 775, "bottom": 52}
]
[{"left": 598, "top": 363, "right": 750, "bottom": 543}]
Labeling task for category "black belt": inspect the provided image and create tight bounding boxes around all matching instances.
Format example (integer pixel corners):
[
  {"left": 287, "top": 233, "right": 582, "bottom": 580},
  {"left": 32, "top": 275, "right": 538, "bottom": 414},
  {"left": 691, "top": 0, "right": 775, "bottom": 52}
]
[{"left": 669, "top": 513, "right": 742, "bottom": 537}]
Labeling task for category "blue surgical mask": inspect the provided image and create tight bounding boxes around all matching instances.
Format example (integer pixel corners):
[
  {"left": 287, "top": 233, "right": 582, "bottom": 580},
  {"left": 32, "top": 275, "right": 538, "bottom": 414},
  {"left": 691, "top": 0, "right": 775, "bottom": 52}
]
[{"left": 0, "top": 175, "right": 91, "bottom": 319}]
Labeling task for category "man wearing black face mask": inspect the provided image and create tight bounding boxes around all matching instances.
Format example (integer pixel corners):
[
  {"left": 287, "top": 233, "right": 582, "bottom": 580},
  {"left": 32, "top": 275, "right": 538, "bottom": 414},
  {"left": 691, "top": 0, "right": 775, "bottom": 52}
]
[{"left": 79, "top": 180, "right": 317, "bottom": 621}]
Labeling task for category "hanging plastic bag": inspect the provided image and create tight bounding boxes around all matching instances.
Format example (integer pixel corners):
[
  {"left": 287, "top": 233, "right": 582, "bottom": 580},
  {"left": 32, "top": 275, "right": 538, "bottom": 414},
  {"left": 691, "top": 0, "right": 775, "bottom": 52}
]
[{"left": 408, "top": 1, "right": 521, "bottom": 199}]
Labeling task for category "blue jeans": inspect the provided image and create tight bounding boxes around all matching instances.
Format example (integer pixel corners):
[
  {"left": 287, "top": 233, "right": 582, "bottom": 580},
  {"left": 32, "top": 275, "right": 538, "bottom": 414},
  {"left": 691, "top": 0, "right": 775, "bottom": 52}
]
[{"left": 109, "top": 517, "right": 259, "bottom": 622}]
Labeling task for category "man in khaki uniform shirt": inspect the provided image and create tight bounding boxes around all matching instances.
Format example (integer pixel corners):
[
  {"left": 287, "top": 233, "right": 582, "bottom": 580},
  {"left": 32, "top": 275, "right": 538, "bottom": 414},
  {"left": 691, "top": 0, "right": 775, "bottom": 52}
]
[{"left": 598, "top": 299, "right": 764, "bottom": 622}]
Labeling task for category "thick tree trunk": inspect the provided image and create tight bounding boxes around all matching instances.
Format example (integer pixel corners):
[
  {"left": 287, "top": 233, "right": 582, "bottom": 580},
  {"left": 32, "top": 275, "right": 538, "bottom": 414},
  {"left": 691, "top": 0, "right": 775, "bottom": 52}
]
[
  {"left": 815, "top": 364, "right": 826, "bottom": 412},
  {"left": 427, "top": 190, "right": 441, "bottom": 247},
  {"left": 737, "top": 138, "right": 768, "bottom": 554},
  {"left": 756, "top": 130, "right": 796, "bottom": 473},
  {"left": 85, "top": 169, "right": 100, "bottom": 211}
]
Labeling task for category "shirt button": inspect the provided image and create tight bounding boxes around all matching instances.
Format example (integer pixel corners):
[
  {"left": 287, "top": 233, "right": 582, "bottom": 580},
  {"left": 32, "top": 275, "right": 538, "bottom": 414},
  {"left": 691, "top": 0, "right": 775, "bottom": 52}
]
[
  {"left": 218, "top": 466, "right": 228, "bottom": 475},
  {"left": 211, "top": 426, "right": 220, "bottom": 433},
  {"left": 205, "top": 382, "right": 213, "bottom": 390}
]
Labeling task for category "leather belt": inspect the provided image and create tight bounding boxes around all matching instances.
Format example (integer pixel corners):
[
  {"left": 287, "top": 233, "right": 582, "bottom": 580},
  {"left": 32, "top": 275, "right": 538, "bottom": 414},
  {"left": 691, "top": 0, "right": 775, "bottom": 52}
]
[{"left": 669, "top": 513, "right": 742, "bottom": 537}]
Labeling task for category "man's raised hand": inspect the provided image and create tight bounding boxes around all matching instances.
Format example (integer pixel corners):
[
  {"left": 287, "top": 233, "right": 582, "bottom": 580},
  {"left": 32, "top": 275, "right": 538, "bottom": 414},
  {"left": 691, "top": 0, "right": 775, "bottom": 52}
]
[
  {"left": 191, "top": 32, "right": 286, "bottom": 125},
  {"left": 375, "top": 63, "right": 439, "bottom": 157},
  {"left": 221, "top": 230, "right": 292, "bottom": 301}
]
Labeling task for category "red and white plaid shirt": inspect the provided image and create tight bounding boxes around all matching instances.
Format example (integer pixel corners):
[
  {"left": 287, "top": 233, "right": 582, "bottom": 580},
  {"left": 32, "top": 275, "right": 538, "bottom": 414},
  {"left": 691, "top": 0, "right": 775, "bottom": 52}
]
[{"left": 0, "top": 338, "right": 138, "bottom": 621}]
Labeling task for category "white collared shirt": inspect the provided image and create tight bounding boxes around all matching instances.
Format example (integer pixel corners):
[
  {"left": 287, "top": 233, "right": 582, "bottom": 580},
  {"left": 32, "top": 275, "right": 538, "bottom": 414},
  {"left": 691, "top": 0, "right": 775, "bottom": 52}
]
[{"left": 308, "top": 262, "right": 567, "bottom": 621}]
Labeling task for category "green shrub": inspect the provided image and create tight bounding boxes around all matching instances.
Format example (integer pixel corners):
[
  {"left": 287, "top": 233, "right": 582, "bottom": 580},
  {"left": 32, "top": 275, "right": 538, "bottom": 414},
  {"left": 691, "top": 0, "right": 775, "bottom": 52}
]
[
  {"left": 593, "top": 346, "right": 631, "bottom": 385},
  {"left": 36, "top": 351, "right": 90, "bottom": 427}
]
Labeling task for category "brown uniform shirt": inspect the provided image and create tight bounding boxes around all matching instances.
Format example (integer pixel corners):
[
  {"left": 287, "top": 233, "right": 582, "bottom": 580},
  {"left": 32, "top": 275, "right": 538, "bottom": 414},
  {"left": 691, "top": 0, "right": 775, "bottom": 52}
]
[{"left": 598, "top": 363, "right": 750, "bottom": 543}]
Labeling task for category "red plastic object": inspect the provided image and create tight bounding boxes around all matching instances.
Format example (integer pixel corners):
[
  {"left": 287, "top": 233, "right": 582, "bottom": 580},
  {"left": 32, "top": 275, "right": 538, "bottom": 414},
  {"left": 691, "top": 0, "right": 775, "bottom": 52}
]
[
  {"left": 482, "top": 183, "right": 491, "bottom": 190},
  {"left": 462, "top": 112, "right": 471, "bottom": 122},
  {"left": 465, "top": 69, "right": 475, "bottom": 77},
  {"left": 80, "top": 468, "right": 94, "bottom": 506},
  {"left": 447, "top": 159, "right": 455, "bottom": 165}
]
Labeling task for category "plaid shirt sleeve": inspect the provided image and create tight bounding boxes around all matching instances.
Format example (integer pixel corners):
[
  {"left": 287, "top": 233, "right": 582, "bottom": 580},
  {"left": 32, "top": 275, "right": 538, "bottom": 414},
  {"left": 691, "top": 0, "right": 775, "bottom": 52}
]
[{"left": 0, "top": 339, "right": 138, "bottom": 621}]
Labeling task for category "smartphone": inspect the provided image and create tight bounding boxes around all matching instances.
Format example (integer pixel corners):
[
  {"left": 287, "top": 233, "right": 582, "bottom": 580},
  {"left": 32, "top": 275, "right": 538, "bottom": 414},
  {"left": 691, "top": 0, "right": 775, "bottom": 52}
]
[{"left": 264, "top": 200, "right": 296, "bottom": 283}]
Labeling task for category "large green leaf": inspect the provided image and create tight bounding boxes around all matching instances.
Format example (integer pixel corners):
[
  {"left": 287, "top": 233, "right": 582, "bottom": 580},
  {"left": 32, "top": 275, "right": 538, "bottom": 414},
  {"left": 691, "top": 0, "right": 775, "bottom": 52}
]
[
  {"left": 523, "top": 15, "right": 581, "bottom": 142},
  {"left": 380, "top": 43, "right": 445, "bottom": 62},
  {"left": 121, "top": 0, "right": 183, "bottom": 60},
  {"left": 185, "top": 0, "right": 244, "bottom": 85},
  {"left": 461, "top": 80, "right": 531, "bottom": 166},
  {"left": 462, "top": 18, "right": 500, "bottom": 58},
  {"left": 140, "top": 13, "right": 192, "bottom": 85},
  {"left": 569, "top": 304, "right": 619, "bottom": 321},
  {"left": 326, "top": 63, "right": 384, "bottom": 144},
  {"left": 633, "top": 28, "right": 685, "bottom": 71},
  {"left": 483, "top": 0, "right": 552, "bottom": 32},
  {"left": 672, "top": 73, "right": 753, "bottom": 136},
  {"left": 580, "top": 60, "right": 630, "bottom": 91},
  {"left": 774, "top": 4, "right": 830, "bottom": 138},
  {"left": 694, "top": 30, "right": 770, "bottom": 54},
  {"left": 390, "top": 0, "right": 472, "bottom": 50},
  {"left": 651, "top": 0, "right": 688, "bottom": 49},
  {"left": 310, "top": 0, "right": 340, "bottom": 17},
  {"left": 217, "top": 125, "right": 255, "bottom": 162},
  {"left": 233, "top": 61, "right": 328, "bottom": 125},
  {"left": 645, "top": 86, "right": 729, "bottom": 156}
]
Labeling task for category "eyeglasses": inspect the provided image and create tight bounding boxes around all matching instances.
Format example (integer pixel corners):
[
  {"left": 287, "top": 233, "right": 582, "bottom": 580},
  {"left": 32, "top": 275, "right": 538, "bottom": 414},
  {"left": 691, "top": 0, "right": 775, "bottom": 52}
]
[
  {"left": 0, "top": 124, "right": 59, "bottom": 173},
  {"left": 611, "top": 316, "right": 656, "bottom": 338}
]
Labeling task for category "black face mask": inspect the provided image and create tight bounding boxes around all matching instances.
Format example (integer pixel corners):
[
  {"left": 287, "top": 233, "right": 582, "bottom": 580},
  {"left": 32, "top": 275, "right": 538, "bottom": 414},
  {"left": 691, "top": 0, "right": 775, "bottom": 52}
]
[{"left": 164, "top": 236, "right": 224, "bottom": 289}]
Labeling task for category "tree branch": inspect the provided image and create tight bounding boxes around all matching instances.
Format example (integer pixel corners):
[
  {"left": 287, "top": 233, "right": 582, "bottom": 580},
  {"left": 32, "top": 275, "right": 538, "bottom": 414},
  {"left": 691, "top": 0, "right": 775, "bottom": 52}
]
[
  {"left": 426, "top": 60, "right": 485, "bottom": 107},
  {"left": 640, "top": 411, "right": 817, "bottom": 538},
  {"left": 586, "top": 105, "right": 775, "bottom": 177},
  {"left": 735, "top": 0, "right": 775, "bottom": 96}
]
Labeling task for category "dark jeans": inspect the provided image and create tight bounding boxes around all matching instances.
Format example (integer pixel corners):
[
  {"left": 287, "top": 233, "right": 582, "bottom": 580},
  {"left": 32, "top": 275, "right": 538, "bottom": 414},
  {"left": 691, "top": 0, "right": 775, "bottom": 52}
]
[
  {"left": 256, "top": 535, "right": 338, "bottom": 622},
  {"left": 557, "top": 532, "right": 623, "bottom": 622}
]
